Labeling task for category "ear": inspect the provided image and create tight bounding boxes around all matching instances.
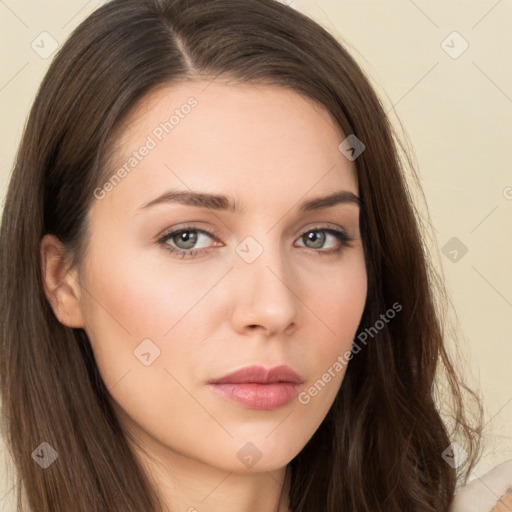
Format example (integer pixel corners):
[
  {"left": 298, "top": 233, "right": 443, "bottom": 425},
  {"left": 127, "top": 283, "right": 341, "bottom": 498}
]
[{"left": 40, "top": 234, "right": 85, "bottom": 328}]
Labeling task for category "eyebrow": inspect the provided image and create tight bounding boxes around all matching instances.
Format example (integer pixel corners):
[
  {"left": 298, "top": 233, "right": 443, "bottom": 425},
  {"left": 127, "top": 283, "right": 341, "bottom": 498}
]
[{"left": 136, "top": 188, "right": 361, "bottom": 214}]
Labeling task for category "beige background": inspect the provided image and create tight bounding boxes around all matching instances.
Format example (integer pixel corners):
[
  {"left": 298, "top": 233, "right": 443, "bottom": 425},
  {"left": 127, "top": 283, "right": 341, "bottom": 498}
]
[{"left": 0, "top": 0, "right": 511, "bottom": 509}]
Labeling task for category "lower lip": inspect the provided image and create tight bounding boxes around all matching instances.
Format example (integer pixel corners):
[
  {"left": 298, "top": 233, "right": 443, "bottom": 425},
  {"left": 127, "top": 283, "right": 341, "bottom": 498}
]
[{"left": 209, "top": 382, "right": 302, "bottom": 410}]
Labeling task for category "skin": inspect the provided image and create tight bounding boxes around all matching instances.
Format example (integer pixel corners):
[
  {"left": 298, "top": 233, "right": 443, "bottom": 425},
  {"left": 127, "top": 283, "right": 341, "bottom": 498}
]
[
  {"left": 41, "top": 80, "right": 367, "bottom": 512},
  {"left": 491, "top": 488, "right": 512, "bottom": 512}
]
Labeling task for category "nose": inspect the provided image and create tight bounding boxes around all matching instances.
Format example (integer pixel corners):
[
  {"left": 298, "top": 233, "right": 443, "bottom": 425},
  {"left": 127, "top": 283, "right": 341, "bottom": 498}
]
[{"left": 229, "top": 240, "right": 299, "bottom": 337}]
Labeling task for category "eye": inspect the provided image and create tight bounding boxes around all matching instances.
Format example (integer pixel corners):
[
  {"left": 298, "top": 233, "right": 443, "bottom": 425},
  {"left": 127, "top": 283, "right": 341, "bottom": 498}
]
[
  {"left": 295, "top": 227, "right": 355, "bottom": 255},
  {"left": 158, "top": 227, "right": 217, "bottom": 258}
]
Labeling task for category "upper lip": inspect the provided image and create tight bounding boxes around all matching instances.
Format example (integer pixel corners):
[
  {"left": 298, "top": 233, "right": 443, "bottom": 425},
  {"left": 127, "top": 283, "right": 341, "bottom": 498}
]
[{"left": 208, "top": 364, "right": 304, "bottom": 385}]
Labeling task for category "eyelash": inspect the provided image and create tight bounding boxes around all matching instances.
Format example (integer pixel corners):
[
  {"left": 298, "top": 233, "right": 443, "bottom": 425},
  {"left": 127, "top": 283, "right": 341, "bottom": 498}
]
[{"left": 157, "top": 224, "right": 355, "bottom": 259}]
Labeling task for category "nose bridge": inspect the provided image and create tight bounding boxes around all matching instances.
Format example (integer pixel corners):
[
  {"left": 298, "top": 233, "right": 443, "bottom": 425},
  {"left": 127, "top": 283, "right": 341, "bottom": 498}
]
[{"left": 231, "top": 231, "right": 299, "bottom": 333}]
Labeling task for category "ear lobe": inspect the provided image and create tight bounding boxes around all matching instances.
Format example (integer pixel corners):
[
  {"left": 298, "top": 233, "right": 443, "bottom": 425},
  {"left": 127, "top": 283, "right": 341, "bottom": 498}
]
[{"left": 40, "top": 234, "right": 85, "bottom": 328}]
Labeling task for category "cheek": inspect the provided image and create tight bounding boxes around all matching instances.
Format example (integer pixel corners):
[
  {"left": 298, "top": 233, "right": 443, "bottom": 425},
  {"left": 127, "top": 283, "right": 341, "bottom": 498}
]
[
  {"left": 301, "top": 255, "right": 367, "bottom": 386},
  {"left": 78, "top": 250, "right": 222, "bottom": 441},
  {"left": 301, "top": 251, "right": 367, "bottom": 341},
  {"left": 78, "top": 245, "right": 224, "bottom": 388},
  {"left": 83, "top": 240, "right": 222, "bottom": 334}
]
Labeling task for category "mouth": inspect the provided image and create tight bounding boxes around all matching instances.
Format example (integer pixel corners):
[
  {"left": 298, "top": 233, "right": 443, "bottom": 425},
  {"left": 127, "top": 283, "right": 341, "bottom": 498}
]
[{"left": 207, "top": 364, "right": 304, "bottom": 410}]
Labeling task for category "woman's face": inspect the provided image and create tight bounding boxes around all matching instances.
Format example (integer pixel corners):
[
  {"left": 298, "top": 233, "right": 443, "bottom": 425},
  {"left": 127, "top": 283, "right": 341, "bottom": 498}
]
[{"left": 71, "top": 81, "right": 367, "bottom": 473}]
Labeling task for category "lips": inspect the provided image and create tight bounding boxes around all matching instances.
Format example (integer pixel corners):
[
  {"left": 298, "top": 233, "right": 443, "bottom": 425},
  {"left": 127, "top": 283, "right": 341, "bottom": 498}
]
[
  {"left": 209, "top": 364, "right": 304, "bottom": 385},
  {"left": 208, "top": 365, "right": 304, "bottom": 410}
]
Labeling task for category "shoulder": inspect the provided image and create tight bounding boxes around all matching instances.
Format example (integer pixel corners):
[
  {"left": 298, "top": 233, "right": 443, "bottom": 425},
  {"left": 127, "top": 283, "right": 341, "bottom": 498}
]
[{"left": 450, "top": 459, "right": 512, "bottom": 512}]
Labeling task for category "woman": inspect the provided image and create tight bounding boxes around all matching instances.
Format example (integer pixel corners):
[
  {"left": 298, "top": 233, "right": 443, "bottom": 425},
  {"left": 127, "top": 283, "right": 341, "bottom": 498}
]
[{"left": 0, "top": 0, "right": 484, "bottom": 510}]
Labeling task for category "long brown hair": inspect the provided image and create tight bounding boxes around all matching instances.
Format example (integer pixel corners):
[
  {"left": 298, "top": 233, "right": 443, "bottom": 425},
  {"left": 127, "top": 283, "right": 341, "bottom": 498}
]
[{"left": 0, "top": 0, "right": 482, "bottom": 510}]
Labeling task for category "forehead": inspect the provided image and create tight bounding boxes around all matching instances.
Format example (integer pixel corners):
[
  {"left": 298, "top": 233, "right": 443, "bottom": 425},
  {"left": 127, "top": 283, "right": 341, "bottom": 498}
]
[{"left": 98, "top": 80, "right": 358, "bottom": 216}]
